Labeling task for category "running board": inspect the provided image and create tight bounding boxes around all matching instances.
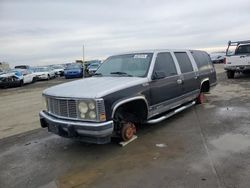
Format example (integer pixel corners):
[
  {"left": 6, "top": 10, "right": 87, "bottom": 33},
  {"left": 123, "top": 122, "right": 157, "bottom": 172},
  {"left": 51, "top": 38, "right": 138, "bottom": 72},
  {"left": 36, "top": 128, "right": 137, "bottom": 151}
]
[{"left": 147, "top": 101, "right": 196, "bottom": 124}]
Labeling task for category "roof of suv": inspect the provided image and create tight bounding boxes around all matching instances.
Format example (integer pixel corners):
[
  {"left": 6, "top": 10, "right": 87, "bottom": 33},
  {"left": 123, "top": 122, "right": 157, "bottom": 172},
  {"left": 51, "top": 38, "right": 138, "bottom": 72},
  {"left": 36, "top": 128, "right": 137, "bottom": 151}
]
[{"left": 113, "top": 49, "right": 204, "bottom": 56}]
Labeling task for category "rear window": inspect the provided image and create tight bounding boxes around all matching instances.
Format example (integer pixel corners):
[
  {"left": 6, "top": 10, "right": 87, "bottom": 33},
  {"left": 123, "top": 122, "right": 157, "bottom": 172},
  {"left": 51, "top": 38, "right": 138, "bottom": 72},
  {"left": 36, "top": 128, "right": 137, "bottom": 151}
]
[{"left": 235, "top": 45, "right": 250, "bottom": 55}]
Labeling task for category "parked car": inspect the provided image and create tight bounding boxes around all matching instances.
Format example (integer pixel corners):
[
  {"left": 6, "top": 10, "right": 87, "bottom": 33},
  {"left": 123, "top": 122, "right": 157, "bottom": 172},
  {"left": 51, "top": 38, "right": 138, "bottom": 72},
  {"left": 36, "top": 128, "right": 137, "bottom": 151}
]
[
  {"left": 11, "top": 69, "right": 36, "bottom": 84},
  {"left": 50, "top": 65, "right": 64, "bottom": 76},
  {"left": 64, "top": 64, "right": 84, "bottom": 79},
  {"left": 0, "top": 72, "right": 23, "bottom": 88},
  {"left": 39, "top": 49, "right": 217, "bottom": 144},
  {"left": 33, "top": 67, "right": 55, "bottom": 80},
  {"left": 210, "top": 52, "right": 225, "bottom": 64},
  {"left": 14, "top": 65, "right": 31, "bottom": 70},
  {"left": 224, "top": 40, "right": 250, "bottom": 79},
  {"left": 87, "top": 63, "right": 101, "bottom": 75}
]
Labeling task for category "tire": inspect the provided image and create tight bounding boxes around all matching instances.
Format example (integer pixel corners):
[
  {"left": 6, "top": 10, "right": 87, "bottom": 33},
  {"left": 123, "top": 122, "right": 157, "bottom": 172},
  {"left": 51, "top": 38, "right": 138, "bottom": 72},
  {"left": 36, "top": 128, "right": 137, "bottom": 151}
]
[
  {"left": 196, "top": 92, "right": 205, "bottom": 104},
  {"left": 19, "top": 80, "right": 24, "bottom": 87},
  {"left": 47, "top": 75, "right": 50, "bottom": 80},
  {"left": 227, "top": 70, "right": 235, "bottom": 79},
  {"left": 32, "top": 77, "right": 36, "bottom": 83}
]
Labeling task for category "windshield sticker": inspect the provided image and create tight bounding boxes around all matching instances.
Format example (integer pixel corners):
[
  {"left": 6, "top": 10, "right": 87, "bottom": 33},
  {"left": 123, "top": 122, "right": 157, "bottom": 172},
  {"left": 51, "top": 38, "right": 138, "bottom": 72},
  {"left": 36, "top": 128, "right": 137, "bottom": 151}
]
[{"left": 134, "top": 54, "right": 148, "bottom": 59}]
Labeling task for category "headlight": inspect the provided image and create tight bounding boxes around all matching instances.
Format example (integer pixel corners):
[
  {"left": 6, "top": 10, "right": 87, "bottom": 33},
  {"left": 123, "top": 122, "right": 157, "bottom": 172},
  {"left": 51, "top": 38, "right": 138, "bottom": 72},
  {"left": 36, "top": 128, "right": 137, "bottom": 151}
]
[
  {"left": 78, "top": 102, "right": 88, "bottom": 113},
  {"left": 77, "top": 100, "right": 103, "bottom": 121},
  {"left": 89, "top": 111, "right": 97, "bottom": 119},
  {"left": 88, "top": 102, "right": 95, "bottom": 110}
]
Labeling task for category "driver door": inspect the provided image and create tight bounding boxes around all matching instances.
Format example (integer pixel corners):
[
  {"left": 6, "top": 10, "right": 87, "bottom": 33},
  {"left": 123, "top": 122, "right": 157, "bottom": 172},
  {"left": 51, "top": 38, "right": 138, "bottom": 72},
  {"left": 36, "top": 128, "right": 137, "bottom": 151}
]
[{"left": 149, "top": 52, "right": 182, "bottom": 113}]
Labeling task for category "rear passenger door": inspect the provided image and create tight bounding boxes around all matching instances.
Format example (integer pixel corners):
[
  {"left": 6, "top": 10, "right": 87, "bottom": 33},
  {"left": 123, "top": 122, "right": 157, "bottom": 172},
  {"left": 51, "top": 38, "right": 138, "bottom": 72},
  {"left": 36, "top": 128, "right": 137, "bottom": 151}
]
[
  {"left": 150, "top": 52, "right": 182, "bottom": 106},
  {"left": 174, "top": 52, "right": 199, "bottom": 96}
]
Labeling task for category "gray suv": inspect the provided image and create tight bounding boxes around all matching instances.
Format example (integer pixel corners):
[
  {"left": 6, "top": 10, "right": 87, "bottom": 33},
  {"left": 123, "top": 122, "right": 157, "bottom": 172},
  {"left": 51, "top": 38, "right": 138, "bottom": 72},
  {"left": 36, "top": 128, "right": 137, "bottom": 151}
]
[{"left": 39, "top": 49, "right": 216, "bottom": 144}]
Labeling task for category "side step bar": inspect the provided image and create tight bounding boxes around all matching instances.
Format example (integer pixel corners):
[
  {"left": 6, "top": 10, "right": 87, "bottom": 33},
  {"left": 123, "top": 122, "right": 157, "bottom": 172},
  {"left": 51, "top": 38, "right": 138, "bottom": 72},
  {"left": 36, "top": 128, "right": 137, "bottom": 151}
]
[{"left": 147, "top": 101, "right": 196, "bottom": 124}]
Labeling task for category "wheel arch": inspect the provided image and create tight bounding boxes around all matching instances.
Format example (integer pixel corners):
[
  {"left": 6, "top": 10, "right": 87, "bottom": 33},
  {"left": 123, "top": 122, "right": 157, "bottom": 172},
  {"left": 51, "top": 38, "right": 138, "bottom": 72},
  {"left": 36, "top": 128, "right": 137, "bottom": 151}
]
[
  {"left": 111, "top": 96, "right": 149, "bottom": 121},
  {"left": 200, "top": 78, "right": 210, "bottom": 93}
]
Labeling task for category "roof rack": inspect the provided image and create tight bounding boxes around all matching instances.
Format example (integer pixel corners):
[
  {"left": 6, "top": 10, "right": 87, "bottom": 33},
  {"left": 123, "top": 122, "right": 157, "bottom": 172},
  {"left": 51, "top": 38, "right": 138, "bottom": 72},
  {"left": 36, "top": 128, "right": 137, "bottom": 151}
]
[
  {"left": 226, "top": 40, "right": 250, "bottom": 55},
  {"left": 228, "top": 40, "right": 250, "bottom": 46}
]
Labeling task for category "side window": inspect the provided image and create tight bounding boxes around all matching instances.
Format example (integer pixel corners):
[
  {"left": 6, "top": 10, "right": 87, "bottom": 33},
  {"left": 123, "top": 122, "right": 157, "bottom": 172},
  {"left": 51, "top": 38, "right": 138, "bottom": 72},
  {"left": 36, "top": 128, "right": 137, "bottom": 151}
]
[
  {"left": 174, "top": 52, "right": 193, "bottom": 73},
  {"left": 154, "top": 52, "right": 177, "bottom": 77}
]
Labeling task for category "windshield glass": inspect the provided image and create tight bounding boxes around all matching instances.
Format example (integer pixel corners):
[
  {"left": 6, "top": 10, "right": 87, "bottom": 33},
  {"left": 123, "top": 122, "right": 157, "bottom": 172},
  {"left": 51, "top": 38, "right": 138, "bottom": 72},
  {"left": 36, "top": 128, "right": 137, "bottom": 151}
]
[
  {"left": 35, "top": 67, "right": 49, "bottom": 72},
  {"left": 52, "top": 65, "right": 63, "bottom": 69},
  {"left": 95, "top": 53, "right": 153, "bottom": 77},
  {"left": 89, "top": 64, "right": 99, "bottom": 68},
  {"left": 66, "top": 64, "right": 81, "bottom": 69}
]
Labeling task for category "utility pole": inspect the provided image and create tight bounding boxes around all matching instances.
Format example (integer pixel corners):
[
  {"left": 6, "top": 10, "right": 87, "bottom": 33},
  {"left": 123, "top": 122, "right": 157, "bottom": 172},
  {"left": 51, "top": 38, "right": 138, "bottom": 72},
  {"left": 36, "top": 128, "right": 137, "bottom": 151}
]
[{"left": 82, "top": 44, "right": 85, "bottom": 64}]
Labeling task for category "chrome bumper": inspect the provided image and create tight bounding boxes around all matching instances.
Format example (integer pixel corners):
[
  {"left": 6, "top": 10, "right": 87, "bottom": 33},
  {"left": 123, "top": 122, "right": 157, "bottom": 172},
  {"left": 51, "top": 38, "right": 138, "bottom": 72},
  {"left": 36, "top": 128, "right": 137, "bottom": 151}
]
[
  {"left": 224, "top": 65, "right": 250, "bottom": 71},
  {"left": 39, "top": 111, "right": 114, "bottom": 144}
]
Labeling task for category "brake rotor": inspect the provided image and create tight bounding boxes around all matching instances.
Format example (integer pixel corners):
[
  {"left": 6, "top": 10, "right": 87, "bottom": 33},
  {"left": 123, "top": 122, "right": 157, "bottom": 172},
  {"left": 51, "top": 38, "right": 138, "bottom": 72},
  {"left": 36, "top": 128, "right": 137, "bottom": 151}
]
[{"left": 121, "top": 122, "right": 136, "bottom": 141}]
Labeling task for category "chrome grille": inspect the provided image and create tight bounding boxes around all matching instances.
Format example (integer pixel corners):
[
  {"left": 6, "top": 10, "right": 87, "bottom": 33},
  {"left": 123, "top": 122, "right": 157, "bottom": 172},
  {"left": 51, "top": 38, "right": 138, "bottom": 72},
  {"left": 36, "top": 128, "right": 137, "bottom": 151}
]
[{"left": 47, "top": 97, "right": 77, "bottom": 119}]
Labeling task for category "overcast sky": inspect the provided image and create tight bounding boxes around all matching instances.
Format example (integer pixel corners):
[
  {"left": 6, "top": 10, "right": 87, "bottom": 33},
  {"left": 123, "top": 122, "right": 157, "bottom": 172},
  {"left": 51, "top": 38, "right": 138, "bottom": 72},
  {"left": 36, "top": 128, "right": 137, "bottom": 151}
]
[{"left": 1, "top": 0, "right": 250, "bottom": 66}]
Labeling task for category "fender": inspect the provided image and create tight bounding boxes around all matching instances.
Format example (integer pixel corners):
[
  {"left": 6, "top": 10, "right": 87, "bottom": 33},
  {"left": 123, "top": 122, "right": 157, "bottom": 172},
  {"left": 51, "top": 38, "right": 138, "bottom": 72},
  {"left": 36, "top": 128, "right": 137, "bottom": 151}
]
[{"left": 111, "top": 95, "right": 149, "bottom": 118}]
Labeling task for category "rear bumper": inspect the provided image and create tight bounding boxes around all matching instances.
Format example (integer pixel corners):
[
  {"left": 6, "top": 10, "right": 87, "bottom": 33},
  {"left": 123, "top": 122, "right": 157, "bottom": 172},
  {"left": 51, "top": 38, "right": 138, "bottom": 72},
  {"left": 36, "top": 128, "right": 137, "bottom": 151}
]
[
  {"left": 224, "top": 65, "right": 250, "bottom": 71},
  {"left": 39, "top": 111, "right": 114, "bottom": 144}
]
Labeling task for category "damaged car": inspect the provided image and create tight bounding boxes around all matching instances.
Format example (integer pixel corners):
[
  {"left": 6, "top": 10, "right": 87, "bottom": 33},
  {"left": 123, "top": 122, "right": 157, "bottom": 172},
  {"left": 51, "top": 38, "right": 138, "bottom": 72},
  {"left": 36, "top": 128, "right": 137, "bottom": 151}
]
[{"left": 39, "top": 49, "right": 216, "bottom": 144}]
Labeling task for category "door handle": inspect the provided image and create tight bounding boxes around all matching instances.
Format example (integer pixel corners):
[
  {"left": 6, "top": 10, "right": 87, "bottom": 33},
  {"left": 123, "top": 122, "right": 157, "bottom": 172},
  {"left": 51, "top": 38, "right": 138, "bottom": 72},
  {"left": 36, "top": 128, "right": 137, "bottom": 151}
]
[
  {"left": 194, "top": 76, "right": 199, "bottom": 79},
  {"left": 177, "top": 79, "right": 183, "bottom": 85}
]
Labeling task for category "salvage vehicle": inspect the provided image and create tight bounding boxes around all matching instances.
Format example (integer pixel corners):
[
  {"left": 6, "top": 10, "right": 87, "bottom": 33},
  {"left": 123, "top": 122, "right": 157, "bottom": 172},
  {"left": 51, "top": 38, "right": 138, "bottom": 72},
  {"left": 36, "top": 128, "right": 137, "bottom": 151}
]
[
  {"left": 87, "top": 62, "right": 101, "bottom": 75},
  {"left": 64, "top": 64, "right": 84, "bottom": 79},
  {"left": 39, "top": 49, "right": 216, "bottom": 144},
  {"left": 50, "top": 65, "right": 65, "bottom": 76},
  {"left": 224, "top": 40, "right": 250, "bottom": 79},
  {"left": 210, "top": 52, "right": 225, "bottom": 64},
  {"left": 0, "top": 72, "right": 23, "bottom": 88},
  {"left": 33, "top": 67, "right": 55, "bottom": 80},
  {"left": 11, "top": 69, "right": 36, "bottom": 84}
]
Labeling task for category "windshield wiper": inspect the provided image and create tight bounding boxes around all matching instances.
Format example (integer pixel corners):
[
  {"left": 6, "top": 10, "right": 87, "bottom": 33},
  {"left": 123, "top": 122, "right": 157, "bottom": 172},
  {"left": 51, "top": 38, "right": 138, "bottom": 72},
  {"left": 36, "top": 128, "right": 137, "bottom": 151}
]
[{"left": 110, "top": 72, "right": 133, "bottom": 77}]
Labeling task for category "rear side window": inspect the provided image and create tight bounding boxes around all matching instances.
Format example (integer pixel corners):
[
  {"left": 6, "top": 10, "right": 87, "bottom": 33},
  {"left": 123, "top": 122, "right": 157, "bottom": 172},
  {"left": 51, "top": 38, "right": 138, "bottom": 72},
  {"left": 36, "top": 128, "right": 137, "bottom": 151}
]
[
  {"left": 191, "top": 51, "right": 212, "bottom": 71},
  {"left": 174, "top": 52, "right": 193, "bottom": 73},
  {"left": 154, "top": 52, "right": 177, "bottom": 77},
  {"left": 191, "top": 51, "right": 209, "bottom": 70},
  {"left": 235, "top": 45, "right": 250, "bottom": 54}
]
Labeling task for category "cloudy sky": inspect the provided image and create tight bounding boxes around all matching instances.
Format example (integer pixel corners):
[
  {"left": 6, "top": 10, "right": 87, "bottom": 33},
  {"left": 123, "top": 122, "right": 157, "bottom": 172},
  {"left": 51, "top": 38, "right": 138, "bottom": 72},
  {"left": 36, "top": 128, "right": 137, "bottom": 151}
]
[{"left": 1, "top": 0, "right": 250, "bottom": 66}]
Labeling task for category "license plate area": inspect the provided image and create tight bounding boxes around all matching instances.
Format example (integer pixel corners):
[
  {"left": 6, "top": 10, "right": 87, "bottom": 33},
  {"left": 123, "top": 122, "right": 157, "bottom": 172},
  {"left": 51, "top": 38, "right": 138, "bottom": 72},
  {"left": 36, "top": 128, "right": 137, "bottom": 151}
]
[{"left": 48, "top": 124, "right": 59, "bottom": 133}]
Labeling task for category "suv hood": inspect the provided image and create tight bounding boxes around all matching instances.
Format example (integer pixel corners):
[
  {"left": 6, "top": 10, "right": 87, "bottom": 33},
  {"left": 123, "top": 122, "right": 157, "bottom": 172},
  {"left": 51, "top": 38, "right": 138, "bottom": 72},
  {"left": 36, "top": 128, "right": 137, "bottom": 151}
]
[{"left": 43, "top": 76, "right": 148, "bottom": 98}]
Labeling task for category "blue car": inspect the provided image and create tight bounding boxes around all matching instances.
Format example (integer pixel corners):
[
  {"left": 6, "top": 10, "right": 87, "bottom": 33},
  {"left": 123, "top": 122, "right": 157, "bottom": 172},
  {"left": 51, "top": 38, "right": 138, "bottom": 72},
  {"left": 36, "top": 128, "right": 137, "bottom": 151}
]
[{"left": 64, "top": 64, "right": 84, "bottom": 79}]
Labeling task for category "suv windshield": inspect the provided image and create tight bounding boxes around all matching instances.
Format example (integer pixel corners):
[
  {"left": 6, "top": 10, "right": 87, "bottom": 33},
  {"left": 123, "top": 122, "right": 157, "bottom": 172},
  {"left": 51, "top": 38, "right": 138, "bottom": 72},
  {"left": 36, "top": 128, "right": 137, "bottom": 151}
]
[{"left": 95, "top": 53, "right": 153, "bottom": 77}]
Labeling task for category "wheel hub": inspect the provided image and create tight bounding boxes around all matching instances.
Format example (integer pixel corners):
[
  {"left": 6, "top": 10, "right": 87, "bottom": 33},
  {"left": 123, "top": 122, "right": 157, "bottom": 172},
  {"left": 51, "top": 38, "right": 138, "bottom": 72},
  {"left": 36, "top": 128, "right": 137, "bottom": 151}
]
[{"left": 121, "top": 122, "right": 136, "bottom": 141}]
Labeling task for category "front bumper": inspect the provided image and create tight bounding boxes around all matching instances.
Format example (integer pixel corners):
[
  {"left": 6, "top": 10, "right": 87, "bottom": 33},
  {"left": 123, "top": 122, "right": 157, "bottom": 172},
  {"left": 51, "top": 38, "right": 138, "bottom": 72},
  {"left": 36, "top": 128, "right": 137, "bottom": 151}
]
[
  {"left": 39, "top": 111, "right": 114, "bottom": 144},
  {"left": 224, "top": 65, "right": 250, "bottom": 71}
]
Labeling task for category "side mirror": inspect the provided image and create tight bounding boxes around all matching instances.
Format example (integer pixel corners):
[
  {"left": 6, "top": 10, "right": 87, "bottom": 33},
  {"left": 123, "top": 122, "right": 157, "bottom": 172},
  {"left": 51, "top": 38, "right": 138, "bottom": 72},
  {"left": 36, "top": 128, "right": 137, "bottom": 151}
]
[{"left": 152, "top": 71, "right": 166, "bottom": 80}]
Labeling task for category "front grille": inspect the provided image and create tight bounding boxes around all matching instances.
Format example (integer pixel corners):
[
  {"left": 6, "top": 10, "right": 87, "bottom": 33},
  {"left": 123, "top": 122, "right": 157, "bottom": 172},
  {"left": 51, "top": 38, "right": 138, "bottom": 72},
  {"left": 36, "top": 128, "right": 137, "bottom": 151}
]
[
  {"left": 45, "top": 97, "right": 106, "bottom": 122},
  {"left": 47, "top": 97, "right": 77, "bottom": 119}
]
